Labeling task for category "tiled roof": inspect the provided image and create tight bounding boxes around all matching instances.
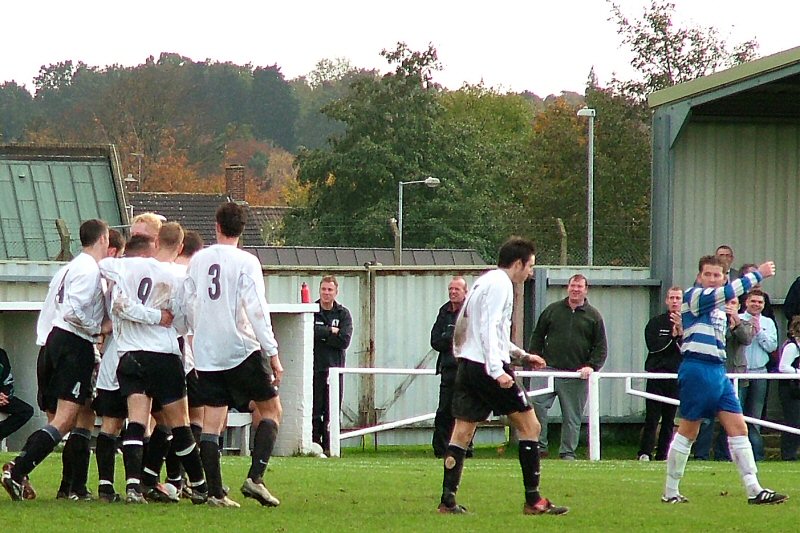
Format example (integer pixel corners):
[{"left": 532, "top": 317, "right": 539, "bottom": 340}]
[
  {"left": 129, "top": 193, "right": 280, "bottom": 247},
  {"left": 247, "top": 206, "right": 291, "bottom": 245},
  {"left": 249, "top": 206, "right": 291, "bottom": 226},
  {"left": 244, "top": 246, "right": 487, "bottom": 266}
]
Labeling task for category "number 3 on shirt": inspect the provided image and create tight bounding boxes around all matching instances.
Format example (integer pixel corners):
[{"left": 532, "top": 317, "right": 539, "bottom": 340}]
[{"left": 208, "top": 264, "right": 222, "bottom": 300}]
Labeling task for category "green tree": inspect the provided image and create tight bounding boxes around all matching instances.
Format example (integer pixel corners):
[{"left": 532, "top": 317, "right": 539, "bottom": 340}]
[
  {"left": 183, "top": 59, "right": 253, "bottom": 135},
  {"left": 283, "top": 43, "right": 445, "bottom": 248},
  {"left": 609, "top": 0, "right": 759, "bottom": 99},
  {"left": 516, "top": 98, "right": 586, "bottom": 264},
  {"left": 33, "top": 60, "right": 79, "bottom": 96},
  {"left": 432, "top": 85, "right": 535, "bottom": 254},
  {"left": 292, "top": 58, "right": 377, "bottom": 150},
  {"left": 284, "top": 44, "right": 537, "bottom": 259},
  {"left": 584, "top": 84, "right": 651, "bottom": 266},
  {"left": 248, "top": 150, "right": 270, "bottom": 177},
  {"left": 514, "top": 85, "right": 651, "bottom": 266},
  {"left": 0, "top": 82, "right": 35, "bottom": 141},
  {"left": 251, "top": 65, "right": 299, "bottom": 151}
]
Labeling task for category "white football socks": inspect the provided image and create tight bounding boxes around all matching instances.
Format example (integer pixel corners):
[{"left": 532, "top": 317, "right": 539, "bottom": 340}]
[
  {"left": 728, "top": 435, "right": 763, "bottom": 498},
  {"left": 664, "top": 433, "right": 693, "bottom": 497}
]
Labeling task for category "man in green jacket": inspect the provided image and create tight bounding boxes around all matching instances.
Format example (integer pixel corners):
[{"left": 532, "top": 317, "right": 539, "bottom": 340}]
[{"left": 529, "top": 274, "right": 607, "bottom": 460}]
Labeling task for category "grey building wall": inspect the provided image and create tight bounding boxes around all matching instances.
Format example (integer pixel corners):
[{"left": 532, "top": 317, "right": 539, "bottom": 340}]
[{"left": 670, "top": 121, "right": 800, "bottom": 295}]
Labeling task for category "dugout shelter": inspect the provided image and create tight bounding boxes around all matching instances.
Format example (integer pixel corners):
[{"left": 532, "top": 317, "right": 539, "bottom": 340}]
[{"left": 649, "top": 45, "right": 800, "bottom": 320}]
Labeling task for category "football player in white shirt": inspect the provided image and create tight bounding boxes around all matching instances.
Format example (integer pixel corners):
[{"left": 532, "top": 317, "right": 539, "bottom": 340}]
[
  {"left": 93, "top": 233, "right": 152, "bottom": 502},
  {"left": 130, "top": 223, "right": 188, "bottom": 503},
  {"left": 163, "top": 230, "right": 205, "bottom": 496},
  {"left": 101, "top": 223, "right": 208, "bottom": 505},
  {"left": 3, "top": 220, "right": 109, "bottom": 501},
  {"left": 57, "top": 228, "right": 125, "bottom": 502},
  {"left": 436, "top": 237, "right": 568, "bottom": 516},
  {"left": 185, "top": 202, "right": 283, "bottom": 508},
  {"left": 6, "top": 262, "right": 71, "bottom": 502}
]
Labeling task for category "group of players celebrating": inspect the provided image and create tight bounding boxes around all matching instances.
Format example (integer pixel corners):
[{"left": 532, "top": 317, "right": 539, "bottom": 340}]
[
  {"left": 2, "top": 202, "right": 283, "bottom": 508},
  {"left": 4, "top": 206, "right": 787, "bottom": 516}
]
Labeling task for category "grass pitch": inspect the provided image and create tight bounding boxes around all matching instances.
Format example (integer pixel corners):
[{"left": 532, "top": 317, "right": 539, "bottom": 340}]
[{"left": 1, "top": 448, "right": 797, "bottom": 532}]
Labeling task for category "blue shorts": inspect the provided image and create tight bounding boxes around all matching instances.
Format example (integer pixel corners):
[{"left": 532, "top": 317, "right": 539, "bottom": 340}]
[{"left": 678, "top": 357, "right": 742, "bottom": 421}]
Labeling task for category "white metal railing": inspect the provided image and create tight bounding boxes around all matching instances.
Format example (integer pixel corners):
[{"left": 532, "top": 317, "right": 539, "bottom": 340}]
[
  {"left": 328, "top": 368, "right": 800, "bottom": 460},
  {"left": 329, "top": 368, "right": 435, "bottom": 457}
]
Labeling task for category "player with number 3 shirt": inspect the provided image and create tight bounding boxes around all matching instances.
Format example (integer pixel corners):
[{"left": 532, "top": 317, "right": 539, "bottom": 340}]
[{"left": 184, "top": 202, "right": 283, "bottom": 508}]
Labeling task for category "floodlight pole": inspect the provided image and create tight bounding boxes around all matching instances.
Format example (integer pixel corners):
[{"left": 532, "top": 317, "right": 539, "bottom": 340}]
[{"left": 577, "top": 108, "right": 596, "bottom": 266}]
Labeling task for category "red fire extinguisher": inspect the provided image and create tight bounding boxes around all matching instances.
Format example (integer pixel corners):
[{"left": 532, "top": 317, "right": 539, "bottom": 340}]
[{"left": 300, "top": 282, "right": 311, "bottom": 303}]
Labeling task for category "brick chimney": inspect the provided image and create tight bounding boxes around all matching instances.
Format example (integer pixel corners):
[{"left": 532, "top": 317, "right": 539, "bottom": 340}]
[{"left": 225, "top": 164, "right": 246, "bottom": 202}]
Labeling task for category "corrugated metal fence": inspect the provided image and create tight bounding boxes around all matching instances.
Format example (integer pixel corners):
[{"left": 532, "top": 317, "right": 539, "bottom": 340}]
[
  {"left": 0, "top": 262, "right": 656, "bottom": 447},
  {"left": 263, "top": 265, "right": 656, "bottom": 445}
]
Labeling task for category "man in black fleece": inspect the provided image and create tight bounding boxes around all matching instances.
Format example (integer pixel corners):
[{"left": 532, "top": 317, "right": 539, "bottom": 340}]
[
  {"left": 637, "top": 286, "right": 683, "bottom": 461},
  {"left": 313, "top": 275, "right": 353, "bottom": 455},
  {"left": 529, "top": 274, "right": 607, "bottom": 460},
  {"left": 430, "top": 277, "right": 469, "bottom": 458}
]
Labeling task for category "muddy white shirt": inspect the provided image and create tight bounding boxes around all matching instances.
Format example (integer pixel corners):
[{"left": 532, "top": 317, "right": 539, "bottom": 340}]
[
  {"left": 453, "top": 268, "right": 520, "bottom": 380},
  {"left": 51, "top": 253, "right": 105, "bottom": 342},
  {"left": 99, "top": 257, "right": 185, "bottom": 356},
  {"left": 96, "top": 334, "right": 122, "bottom": 391},
  {"left": 164, "top": 262, "right": 196, "bottom": 374},
  {"left": 185, "top": 244, "right": 278, "bottom": 372}
]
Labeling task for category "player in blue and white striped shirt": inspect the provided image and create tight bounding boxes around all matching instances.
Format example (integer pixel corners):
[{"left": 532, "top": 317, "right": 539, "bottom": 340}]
[{"left": 662, "top": 255, "right": 787, "bottom": 506}]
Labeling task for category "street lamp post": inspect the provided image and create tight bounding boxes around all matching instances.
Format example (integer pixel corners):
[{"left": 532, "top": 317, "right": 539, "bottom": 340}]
[
  {"left": 577, "top": 107, "right": 596, "bottom": 266},
  {"left": 398, "top": 176, "right": 441, "bottom": 264},
  {"left": 130, "top": 152, "right": 144, "bottom": 189}
]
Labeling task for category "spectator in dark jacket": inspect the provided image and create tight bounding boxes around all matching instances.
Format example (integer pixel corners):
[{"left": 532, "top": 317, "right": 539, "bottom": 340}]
[
  {"left": 637, "top": 287, "right": 683, "bottom": 461},
  {"left": 312, "top": 276, "right": 353, "bottom": 454},
  {"left": 0, "top": 348, "right": 34, "bottom": 443},
  {"left": 430, "top": 277, "right": 468, "bottom": 458},
  {"left": 783, "top": 275, "right": 800, "bottom": 333}
]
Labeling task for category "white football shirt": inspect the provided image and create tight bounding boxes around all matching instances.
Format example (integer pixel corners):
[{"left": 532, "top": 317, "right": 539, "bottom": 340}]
[
  {"left": 185, "top": 244, "right": 278, "bottom": 371},
  {"left": 36, "top": 264, "right": 69, "bottom": 346},
  {"left": 163, "top": 262, "right": 196, "bottom": 374},
  {"left": 453, "top": 268, "right": 522, "bottom": 379},
  {"left": 99, "top": 256, "right": 185, "bottom": 356},
  {"left": 51, "top": 253, "right": 105, "bottom": 342},
  {"left": 96, "top": 334, "right": 122, "bottom": 391}
]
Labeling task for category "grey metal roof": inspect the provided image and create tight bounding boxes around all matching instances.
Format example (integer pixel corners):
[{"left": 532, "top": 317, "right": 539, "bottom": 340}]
[
  {"left": 244, "top": 246, "right": 487, "bottom": 267},
  {"left": 648, "top": 46, "right": 800, "bottom": 110},
  {"left": 0, "top": 144, "right": 127, "bottom": 261},
  {"left": 129, "top": 192, "right": 278, "bottom": 247}
]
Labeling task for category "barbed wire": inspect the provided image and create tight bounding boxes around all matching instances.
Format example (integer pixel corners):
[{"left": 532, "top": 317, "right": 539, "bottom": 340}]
[
  {"left": 0, "top": 238, "right": 77, "bottom": 261},
  {"left": 0, "top": 226, "right": 651, "bottom": 266}
]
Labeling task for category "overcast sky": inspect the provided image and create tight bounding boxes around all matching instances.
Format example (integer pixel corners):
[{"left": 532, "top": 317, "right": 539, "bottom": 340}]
[{"left": 2, "top": 0, "right": 798, "bottom": 97}]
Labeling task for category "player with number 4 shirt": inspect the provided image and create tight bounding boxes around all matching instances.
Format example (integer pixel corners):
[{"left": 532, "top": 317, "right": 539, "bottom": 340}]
[{"left": 3, "top": 220, "right": 109, "bottom": 501}]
